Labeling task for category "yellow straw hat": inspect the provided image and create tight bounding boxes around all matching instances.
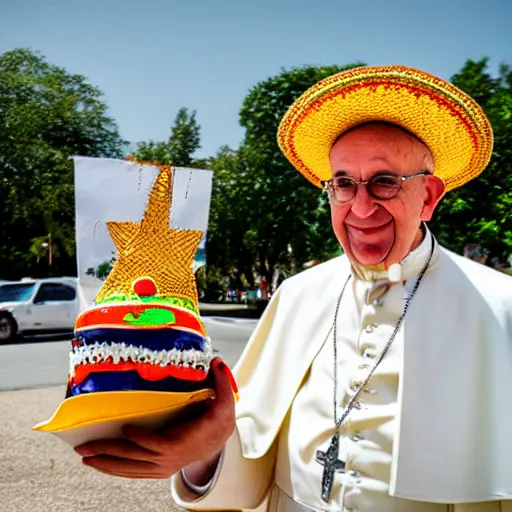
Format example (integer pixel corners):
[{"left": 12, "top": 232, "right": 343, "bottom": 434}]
[{"left": 277, "top": 65, "right": 493, "bottom": 192}]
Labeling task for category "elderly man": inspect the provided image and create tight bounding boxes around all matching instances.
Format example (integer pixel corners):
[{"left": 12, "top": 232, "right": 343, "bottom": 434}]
[{"left": 76, "top": 66, "right": 512, "bottom": 511}]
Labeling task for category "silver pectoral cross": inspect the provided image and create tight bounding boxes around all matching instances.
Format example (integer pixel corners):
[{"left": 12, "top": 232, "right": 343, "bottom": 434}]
[{"left": 316, "top": 434, "right": 346, "bottom": 502}]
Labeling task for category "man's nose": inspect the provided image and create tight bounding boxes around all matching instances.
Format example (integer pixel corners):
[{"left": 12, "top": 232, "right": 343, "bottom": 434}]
[{"left": 350, "top": 186, "right": 379, "bottom": 218}]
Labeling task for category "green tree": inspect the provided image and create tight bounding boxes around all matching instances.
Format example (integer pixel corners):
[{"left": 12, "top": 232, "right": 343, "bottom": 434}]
[
  {"left": 207, "top": 145, "right": 259, "bottom": 288},
  {"left": 86, "top": 259, "right": 115, "bottom": 281},
  {"left": 0, "top": 48, "right": 125, "bottom": 279},
  {"left": 234, "top": 64, "right": 361, "bottom": 289},
  {"left": 429, "top": 58, "right": 512, "bottom": 263},
  {"left": 133, "top": 107, "right": 202, "bottom": 167},
  {"left": 195, "top": 265, "right": 228, "bottom": 302}
]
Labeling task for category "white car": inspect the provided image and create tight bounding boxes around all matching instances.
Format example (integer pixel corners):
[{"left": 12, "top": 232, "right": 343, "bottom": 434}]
[{"left": 0, "top": 278, "right": 79, "bottom": 343}]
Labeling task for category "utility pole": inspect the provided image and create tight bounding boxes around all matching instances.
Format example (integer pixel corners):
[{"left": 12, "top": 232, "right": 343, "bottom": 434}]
[{"left": 48, "top": 233, "right": 53, "bottom": 267}]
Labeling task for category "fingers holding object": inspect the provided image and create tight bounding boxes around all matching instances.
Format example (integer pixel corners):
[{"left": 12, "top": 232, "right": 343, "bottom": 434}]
[
  {"left": 81, "top": 455, "right": 164, "bottom": 478},
  {"left": 121, "top": 425, "right": 177, "bottom": 455},
  {"left": 75, "top": 438, "right": 158, "bottom": 462},
  {"left": 210, "top": 358, "right": 238, "bottom": 409}
]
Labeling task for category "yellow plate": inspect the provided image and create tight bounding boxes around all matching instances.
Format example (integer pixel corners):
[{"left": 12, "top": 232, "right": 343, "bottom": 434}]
[{"left": 33, "top": 389, "right": 214, "bottom": 447}]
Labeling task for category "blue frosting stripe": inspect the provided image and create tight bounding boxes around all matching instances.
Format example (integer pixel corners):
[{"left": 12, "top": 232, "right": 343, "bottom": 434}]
[
  {"left": 71, "top": 371, "right": 209, "bottom": 395},
  {"left": 74, "top": 327, "right": 205, "bottom": 351}
]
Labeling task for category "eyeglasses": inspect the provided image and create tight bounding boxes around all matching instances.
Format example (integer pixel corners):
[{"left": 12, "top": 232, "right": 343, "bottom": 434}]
[{"left": 321, "top": 171, "right": 431, "bottom": 204}]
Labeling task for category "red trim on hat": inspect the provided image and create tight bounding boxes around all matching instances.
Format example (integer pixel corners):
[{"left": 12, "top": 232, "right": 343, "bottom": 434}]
[
  {"left": 75, "top": 304, "right": 205, "bottom": 336},
  {"left": 285, "top": 79, "right": 480, "bottom": 180},
  {"left": 70, "top": 360, "right": 209, "bottom": 386}
]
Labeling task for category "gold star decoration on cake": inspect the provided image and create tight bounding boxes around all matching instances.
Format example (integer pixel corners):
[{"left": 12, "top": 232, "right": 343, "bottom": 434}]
[{"left": 95, "top": 164, "right": 203, "bottom": 304}]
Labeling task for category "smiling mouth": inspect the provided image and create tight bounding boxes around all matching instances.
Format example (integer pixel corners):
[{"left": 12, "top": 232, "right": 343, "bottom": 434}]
[{"left": 346, "top": 219, "right": 393, "bottom": 235}]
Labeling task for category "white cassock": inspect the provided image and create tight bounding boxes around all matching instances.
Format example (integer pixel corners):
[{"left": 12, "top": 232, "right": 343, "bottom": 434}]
[{"left": 172, "top": 228, "right": 512, "bottom": 512}]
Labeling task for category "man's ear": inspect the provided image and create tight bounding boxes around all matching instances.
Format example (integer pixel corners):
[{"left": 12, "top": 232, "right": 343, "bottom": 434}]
[{"left": 420, "top": 175, "right": 445, "bottom": 222}]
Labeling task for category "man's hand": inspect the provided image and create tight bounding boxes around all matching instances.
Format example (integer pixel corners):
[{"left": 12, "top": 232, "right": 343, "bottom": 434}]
[{"left": 74, "top": 358, "right": 236, "bottom": 479}]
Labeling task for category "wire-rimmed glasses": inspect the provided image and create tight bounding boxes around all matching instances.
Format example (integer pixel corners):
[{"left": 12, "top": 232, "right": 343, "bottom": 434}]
[{"left": 321, "top": 171, "right": 431, "bottom": 204}]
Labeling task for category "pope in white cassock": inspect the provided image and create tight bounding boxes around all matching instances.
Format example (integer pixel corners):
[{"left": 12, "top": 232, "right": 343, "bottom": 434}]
[{"left": 76, "top": 66, "right": 512, "bottom": 512}]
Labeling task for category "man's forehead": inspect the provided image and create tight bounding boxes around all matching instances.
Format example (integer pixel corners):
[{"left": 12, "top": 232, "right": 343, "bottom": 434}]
[
  {"left": 330, "top": 124, "right": 431, "bottom": 163},
  {"left": 333, "top": 122, "right": 424, "bottom": 146},
  {"left": 331, "top": 157, "right": 399, "bottom": 177},
  {"left": 332, "top": 155, "right": 394, "bottom": 168},
  {"left": 330, "top": 140, "right": 419, "bottom": 161}
]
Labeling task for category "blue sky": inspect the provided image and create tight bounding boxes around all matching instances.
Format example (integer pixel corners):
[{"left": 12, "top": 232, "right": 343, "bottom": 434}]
[{"left": 1, "top": 0, "right": 511, "bottom": 158}]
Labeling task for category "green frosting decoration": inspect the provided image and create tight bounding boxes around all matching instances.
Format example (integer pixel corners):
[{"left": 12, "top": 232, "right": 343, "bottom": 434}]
[
  {"left": 123, "top": 308, "right": 176, "bottom": 326},
  {"left": 97, "top": 294, "right": 198, "bottom": 314}
]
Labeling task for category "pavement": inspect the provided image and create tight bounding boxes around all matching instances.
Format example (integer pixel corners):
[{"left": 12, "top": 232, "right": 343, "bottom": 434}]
[
  {"left": 1, "top": 386, "right": 183, "bottom": 512},
  {"left": 199, "top": 301, "right": 265, "bottom": 319},
  {"left": 0, "top": 316, "right": 256, "bottom": 511}
]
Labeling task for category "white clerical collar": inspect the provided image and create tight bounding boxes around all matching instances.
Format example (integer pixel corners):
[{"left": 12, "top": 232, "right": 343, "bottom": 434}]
[{"left": 351, "top": 224, "right": 437, "bottom": 283}]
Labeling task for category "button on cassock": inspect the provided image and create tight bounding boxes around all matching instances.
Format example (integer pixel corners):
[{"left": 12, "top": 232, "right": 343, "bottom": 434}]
[
  {"left": 365, "top": 324, "right": 377, "bottom": 333},
  {"left": 361, "top": 346, "right": 376, "bottom": 359},
  {"left": 350, "top": 381, "right": 378, "bottom": 395},
  {"left": 351, "top": 432, "right": 364, "bottom": 442}
]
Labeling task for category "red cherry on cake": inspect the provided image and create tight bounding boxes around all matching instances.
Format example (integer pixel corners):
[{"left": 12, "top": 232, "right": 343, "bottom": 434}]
[{"left": 132, "top": 277, "right": 158, "bottom": 297}]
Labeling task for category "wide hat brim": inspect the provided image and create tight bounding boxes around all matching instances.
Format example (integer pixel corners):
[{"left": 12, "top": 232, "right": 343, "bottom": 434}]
[
  {"left": 32, "top": 389, "right": 214, "bottom": 447},
  {"left": 277, "top": 65, "right": 493, "bottom": 192}
]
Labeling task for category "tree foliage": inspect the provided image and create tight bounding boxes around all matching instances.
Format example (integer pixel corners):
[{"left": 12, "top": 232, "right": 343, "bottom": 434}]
[
  {"left": 207, "top": 145, "right": 260, "bottom": 288},
  {"left": 0, "top": 48, "right": 125, "bottom": 279},
  {"left": 132, "top": 107, "right": 203, "bottom": 167},
  {"left": 207, "top": 60, "right": 512, "bottom": 292},
  {"left": 2, "top": 50, "right": 511, "bottom": 290},
  {"left": 429, "top": 58, "right": 512, "bottom": 263},
  {"left": 206, "top": 64, "right": 362, "bottom": 290}
]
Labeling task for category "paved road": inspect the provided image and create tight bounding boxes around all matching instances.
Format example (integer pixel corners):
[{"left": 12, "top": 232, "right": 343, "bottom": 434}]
[{"left": 0, "top": 317, "right": 257, "bottom": 512}]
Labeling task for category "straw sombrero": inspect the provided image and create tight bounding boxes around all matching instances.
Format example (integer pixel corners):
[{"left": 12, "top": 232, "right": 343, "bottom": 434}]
[
  {"left": 33, "top": 164, "right": 236, "bottom": 447},
  {"left": 278, "top": 65, "right": 493, "bottom": 192}
]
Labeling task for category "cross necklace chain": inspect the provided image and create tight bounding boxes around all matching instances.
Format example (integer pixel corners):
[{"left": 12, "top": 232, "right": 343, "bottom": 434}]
[{"left": 316, "top": 234, "right": 435, "bottom": 503}]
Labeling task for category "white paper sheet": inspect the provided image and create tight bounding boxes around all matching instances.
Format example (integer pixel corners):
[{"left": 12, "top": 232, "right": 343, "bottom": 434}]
[{"left": 73, "top": 157, "right": 212, "bottom": 309}]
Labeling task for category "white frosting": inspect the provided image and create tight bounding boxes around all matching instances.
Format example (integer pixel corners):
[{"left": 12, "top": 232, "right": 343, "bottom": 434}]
[{"left": 69, "top": 340, "right": 214, "bottom": 377}]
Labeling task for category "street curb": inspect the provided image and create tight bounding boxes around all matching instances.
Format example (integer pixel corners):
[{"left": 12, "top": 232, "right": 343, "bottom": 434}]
[{"left": 199, "top": 302, "right": 267, "bottom": 319}]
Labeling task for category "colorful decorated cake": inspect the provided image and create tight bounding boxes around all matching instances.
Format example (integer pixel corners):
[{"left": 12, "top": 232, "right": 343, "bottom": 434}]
[
  {"left": 68, "top": 274, "right": 214, "bottom": 396},
  {"left": 34, "top": 164, "right": 234, "bottom": 444}
]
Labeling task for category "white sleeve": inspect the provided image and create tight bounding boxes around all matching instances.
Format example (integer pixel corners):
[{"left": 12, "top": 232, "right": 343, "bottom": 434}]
[
  {"left": 171, "top": 426, "right": 277, "bottom": 511},
  {"left": 180, "top": 452, "right": 223, "bottom": 495}
]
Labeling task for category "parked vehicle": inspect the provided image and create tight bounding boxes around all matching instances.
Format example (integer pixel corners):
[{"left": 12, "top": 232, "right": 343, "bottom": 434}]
[{"left": 0, "top": 277, "right": 79, "bottom": 343}]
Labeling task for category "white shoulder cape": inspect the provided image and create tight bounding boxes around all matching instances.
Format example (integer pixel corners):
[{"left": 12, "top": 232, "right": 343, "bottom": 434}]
[{"left": 234, "top": 246, "right": 512, "bottom": 503}]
